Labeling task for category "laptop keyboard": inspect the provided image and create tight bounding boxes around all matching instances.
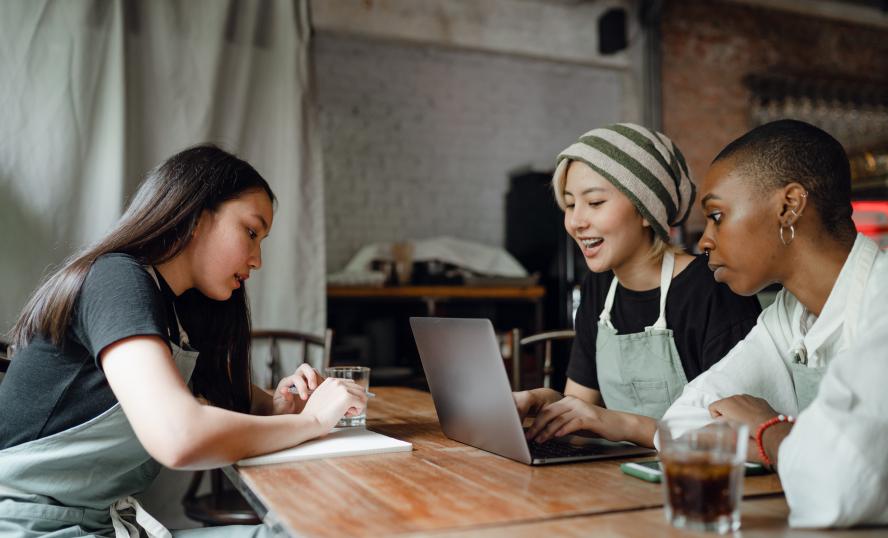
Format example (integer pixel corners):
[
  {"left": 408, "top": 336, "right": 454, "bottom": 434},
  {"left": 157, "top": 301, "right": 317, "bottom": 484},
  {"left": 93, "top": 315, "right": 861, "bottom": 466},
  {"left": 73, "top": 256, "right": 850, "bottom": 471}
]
[{"left": 528, "top": 439, "right": 599, "bottom": 459}]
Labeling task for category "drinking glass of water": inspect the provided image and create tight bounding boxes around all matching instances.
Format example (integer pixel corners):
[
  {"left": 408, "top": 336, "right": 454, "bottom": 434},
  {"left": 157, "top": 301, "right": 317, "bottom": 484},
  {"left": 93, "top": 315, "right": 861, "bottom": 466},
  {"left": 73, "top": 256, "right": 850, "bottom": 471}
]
[{"left": 325, "top": 366, "right": 371, "bottom": 427}]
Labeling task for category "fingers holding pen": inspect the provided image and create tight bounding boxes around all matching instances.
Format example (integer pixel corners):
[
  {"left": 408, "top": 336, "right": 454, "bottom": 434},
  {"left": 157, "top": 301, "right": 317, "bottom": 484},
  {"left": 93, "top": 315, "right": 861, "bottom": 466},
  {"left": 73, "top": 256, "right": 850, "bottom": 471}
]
[{"left": 279, "top": 363, "right": 325, "bottom": 401}]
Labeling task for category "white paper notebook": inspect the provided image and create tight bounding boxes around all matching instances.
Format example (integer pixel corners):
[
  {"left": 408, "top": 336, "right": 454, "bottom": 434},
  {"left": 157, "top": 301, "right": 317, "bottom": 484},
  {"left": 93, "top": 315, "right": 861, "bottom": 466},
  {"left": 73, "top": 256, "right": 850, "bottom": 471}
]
[{"left": 237, "top": 427, "right": 413, "bottom": 467}]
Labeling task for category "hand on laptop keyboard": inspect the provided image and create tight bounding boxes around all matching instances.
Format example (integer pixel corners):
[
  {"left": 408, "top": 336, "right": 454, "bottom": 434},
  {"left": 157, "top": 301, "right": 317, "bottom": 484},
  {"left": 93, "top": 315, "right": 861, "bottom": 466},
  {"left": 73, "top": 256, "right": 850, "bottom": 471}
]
[{"left": 528, "top": 439, "right": 600, "bottom": 458}]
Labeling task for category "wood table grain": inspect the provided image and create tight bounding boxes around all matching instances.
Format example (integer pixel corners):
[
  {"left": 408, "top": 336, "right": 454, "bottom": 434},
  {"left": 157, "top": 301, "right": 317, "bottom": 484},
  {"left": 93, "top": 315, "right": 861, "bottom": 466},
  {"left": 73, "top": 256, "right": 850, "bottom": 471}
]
[
  {"left": 419, "top": 496, "right": 888, "bottom": 538},
  {"left": 230, "top": 387, "right": 786, "bottom": 537}
]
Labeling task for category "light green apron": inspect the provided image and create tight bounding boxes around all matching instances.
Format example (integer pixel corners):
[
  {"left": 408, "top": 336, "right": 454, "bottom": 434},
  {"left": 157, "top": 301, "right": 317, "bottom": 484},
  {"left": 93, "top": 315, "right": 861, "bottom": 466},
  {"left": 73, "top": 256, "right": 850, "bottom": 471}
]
[
  {"left": 788, "top": 237, "right": 878, "bottom": 412},
  {"left": 595, "top": 251, "right": 687, "bottom": 419},
  {"left": 0, "top": 268, "right": 270, "bottom": 538}
]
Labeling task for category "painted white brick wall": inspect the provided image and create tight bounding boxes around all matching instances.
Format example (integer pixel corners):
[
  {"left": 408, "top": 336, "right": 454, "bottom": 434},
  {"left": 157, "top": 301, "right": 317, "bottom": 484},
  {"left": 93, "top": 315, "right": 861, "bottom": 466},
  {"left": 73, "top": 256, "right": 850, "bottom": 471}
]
[{"left": 315, "top": 34, "right": 624, "bottom": 273}]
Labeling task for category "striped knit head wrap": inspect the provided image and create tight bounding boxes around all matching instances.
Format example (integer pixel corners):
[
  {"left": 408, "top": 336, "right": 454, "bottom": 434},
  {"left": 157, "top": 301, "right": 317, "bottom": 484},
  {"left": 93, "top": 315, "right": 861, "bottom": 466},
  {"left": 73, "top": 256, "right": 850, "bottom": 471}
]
[{"left": 552, "top": 123, "right": 695, "bottom": 243}]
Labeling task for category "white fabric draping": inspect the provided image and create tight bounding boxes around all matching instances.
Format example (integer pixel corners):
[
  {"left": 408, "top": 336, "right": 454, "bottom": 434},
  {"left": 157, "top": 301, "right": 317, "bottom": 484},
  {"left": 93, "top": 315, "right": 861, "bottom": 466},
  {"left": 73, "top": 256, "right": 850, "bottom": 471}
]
[{"left": 0, "top": 0, "right": 325, "bottom": 380}]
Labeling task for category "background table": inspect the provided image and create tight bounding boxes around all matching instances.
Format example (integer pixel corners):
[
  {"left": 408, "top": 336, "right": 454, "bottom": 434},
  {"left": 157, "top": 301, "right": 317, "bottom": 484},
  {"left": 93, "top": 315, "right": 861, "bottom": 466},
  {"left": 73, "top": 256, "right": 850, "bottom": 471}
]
[
  {"left": 326, "top": 286, "right": 547, "bottom": 386},
  {"left": 327, "top": 285, "right": 545, "bottom": 322}
]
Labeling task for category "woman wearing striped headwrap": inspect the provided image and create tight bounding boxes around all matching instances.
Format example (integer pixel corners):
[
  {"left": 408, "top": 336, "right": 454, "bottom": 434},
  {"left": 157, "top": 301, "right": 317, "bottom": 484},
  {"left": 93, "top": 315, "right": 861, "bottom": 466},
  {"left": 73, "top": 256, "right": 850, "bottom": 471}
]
[{"left": 515, "top": 123, "right": 761, "bottom": 448}]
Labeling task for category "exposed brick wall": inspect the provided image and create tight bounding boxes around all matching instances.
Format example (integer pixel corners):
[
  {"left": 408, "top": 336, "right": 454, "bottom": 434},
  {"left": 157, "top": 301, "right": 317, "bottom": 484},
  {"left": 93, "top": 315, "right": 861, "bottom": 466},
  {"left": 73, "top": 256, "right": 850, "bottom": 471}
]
[
  {"left": 313, "top": 34, "right": 624, "bottom": 273},
  {"left": 660, "top": 0, "right": 888, "bottom": 232}
]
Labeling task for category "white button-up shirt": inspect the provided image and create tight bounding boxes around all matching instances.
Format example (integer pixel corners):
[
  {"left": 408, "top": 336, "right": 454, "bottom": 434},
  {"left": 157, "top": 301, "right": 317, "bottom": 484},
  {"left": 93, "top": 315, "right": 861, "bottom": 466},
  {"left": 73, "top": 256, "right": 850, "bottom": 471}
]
[
  {"left": 778, "top": 304, "right": 888, "bottom": 527},
  {"left": 658, "top": 235, "right": 888, "bottom": 526}
]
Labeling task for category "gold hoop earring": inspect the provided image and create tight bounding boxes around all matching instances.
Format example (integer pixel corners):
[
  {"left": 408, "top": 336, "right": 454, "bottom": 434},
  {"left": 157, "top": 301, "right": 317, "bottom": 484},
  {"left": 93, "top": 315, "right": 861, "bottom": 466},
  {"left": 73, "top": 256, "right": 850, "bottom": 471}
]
[{"left": 779, "top": 224, "right": 795, "bottom": 246}]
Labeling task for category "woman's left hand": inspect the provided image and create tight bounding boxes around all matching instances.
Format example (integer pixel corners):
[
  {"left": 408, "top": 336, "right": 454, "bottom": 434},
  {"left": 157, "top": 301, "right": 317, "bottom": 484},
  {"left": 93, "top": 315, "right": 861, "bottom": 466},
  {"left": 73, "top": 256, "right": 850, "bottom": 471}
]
[
  {"left": 272, "top": 363, "right": 325, "bottom": 415},
  {"left": 708, "top": 394, "right": 778, "bottom": 435}
]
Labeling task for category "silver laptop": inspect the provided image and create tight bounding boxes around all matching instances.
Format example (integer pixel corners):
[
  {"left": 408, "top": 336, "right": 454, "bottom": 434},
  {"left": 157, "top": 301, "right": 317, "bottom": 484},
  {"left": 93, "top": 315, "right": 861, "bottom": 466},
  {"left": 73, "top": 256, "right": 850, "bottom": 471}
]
[{"left": 410, "top": 317, "right": 655, "bottom": 465}]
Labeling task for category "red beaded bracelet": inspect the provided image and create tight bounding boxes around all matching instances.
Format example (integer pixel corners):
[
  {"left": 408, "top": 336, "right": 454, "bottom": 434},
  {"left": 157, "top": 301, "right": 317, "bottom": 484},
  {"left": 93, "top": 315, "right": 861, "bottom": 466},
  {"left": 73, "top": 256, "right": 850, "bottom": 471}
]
[{"left": 755, "top": 414, "right": 795, "bottom": 467}]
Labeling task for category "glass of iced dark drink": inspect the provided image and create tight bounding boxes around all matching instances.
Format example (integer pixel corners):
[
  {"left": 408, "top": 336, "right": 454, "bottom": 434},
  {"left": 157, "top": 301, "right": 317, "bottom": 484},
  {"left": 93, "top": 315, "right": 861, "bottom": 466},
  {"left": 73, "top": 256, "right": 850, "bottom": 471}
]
[{"left": 658, "top": 419, "right": 748, "bottom": 533}]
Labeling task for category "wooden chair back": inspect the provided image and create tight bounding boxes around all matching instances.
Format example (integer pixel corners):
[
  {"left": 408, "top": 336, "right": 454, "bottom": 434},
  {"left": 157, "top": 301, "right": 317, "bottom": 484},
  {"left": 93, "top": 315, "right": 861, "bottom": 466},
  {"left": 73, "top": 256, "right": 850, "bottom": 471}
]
[
  {"left": 510, "top": 329, "right": 575, "bottom": 390},
  {"left": 251, "top": 329, "right": 333, "bottom": 389}
]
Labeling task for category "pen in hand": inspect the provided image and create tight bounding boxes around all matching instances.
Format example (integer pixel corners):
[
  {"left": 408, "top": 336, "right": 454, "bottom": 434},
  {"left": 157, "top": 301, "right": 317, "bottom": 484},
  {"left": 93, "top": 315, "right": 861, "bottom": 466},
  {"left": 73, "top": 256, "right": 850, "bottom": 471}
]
[{"left": 287, "top": 386, "right": 376, "bottom": 398}]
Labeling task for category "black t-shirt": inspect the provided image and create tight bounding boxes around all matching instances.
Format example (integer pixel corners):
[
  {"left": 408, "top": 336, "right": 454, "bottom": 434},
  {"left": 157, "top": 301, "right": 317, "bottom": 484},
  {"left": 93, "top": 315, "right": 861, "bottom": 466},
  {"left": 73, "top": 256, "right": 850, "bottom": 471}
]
[
  {"left": 566, "top": 255, "right": 761, "bottom": 391},
  {"left": 0, "top": 254, "right": 180, "bottom": 450}
]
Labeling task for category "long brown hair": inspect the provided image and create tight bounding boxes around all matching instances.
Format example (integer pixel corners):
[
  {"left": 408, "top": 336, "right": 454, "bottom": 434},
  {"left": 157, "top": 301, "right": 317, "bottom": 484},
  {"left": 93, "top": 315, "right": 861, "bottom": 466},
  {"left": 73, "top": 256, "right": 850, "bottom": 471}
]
[{"left": 10, "top": 144, "right": 276, "bottom": 412}]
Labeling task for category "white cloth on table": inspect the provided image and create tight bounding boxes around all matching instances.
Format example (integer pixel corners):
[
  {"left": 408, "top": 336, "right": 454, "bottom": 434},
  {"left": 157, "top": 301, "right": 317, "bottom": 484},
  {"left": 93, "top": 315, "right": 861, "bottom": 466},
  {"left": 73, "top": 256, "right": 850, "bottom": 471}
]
[{"left": 340, "top": 236, "right": 528, "bottom": 277}]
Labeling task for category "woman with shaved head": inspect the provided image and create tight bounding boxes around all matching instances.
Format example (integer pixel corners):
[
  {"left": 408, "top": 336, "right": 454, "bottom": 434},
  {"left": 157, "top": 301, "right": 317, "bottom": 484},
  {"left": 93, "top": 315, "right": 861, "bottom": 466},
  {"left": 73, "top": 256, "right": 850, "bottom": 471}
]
[{"left": 660, "top": 119, "right": 888, "bottom": 528}]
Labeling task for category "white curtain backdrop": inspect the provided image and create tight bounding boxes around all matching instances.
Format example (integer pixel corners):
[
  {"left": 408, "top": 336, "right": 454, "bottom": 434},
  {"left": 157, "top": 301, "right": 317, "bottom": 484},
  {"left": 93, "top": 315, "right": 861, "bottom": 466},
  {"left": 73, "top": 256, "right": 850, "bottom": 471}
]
[
  {"left": 0, "top": 0, "right": 326, "bottom": 371},
  {"left": 0, "top": 0, "right": 325, "bottom": 527}
]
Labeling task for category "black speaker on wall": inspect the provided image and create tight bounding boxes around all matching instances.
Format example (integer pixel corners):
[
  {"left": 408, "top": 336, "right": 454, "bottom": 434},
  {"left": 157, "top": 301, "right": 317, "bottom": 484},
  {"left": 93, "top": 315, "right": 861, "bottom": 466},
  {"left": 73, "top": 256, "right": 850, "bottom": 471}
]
[{"left": 598, "top": 7, "right": 628, "bottom": 55}]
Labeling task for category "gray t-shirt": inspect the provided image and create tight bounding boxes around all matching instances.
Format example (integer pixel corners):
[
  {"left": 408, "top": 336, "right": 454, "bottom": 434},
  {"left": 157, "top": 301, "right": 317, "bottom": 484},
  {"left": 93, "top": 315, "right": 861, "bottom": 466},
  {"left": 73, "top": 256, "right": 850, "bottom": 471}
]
[{"left": 0, "top": 254, "right": 178, "bottom": 450}]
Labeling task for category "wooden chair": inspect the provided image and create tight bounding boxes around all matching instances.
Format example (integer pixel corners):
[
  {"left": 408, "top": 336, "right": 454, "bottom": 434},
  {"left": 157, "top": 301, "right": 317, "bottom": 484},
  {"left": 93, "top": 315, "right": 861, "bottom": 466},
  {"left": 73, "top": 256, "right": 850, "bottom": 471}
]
[
  {"left": 252, "top": 329, "right": 333, "bottom": 389},
  {"left": 510, "top": 329, "right": 575, "bottom": 390},
  {"left": 182, "top": 329, "right": 333, "bottom": 527},
  {"left": 182, "top": 468, "right": 260, "bottom": 526}
]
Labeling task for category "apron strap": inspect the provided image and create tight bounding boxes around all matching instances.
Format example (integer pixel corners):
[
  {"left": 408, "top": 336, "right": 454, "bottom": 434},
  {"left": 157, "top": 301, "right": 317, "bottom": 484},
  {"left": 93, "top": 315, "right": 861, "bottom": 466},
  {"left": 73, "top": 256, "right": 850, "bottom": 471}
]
[
  {"left": 790, "top": 311, "right": 816, "bottom": 365},
  {"left": 599, "top": 250, "right": 676, "bottom": 331},
  {"left": 650, "top": 250, "right": 675, "bottom": 330},
  {"left": 599, "top": 276, "right": 620, "bottom": 330},
  {"left": 145, "top": 266, "right": 191, "bottom": 347},
  {"left": 790, "top": 237, "right": 879, "bottom": 366},
  {"left": 110, "top": 496, "right": 172, "bottom": 538}
]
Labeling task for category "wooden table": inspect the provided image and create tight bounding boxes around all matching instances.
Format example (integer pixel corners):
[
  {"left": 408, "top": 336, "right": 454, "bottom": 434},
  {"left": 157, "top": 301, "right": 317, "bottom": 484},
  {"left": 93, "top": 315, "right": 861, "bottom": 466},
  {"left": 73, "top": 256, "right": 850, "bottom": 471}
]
[
  {"left": 226, "top": 388, "right": 870, "bottom": 537},
  {"left": 418, "top": 497, "right": 888, "bottom": 538}
]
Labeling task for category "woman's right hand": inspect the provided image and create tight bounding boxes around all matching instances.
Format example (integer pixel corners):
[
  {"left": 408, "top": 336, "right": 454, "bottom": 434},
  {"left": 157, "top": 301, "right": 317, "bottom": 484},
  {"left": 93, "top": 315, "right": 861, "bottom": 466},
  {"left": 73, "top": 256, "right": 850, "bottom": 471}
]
[
  {"left": 300, "top": 377, "right": 368, "bottom": 434},
  {"left": 513, "top": 388, "right": 563, "bottom": 420},
  {"left": 524, "top": 397, "right": 656, "bottom": 448},
  {"left": 513, "top": 391, "right": 534, "bottom": 420},
  {"left": 525, "top": 396, "right": 609, "bottom": 443}
]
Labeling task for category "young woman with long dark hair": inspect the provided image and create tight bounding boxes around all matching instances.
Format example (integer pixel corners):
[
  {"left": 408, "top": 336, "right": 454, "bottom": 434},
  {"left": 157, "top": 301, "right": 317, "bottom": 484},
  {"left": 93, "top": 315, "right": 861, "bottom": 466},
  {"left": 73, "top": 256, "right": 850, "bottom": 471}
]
[{"left": 0, "top": 145, "right": 366, "bottom": 537}]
